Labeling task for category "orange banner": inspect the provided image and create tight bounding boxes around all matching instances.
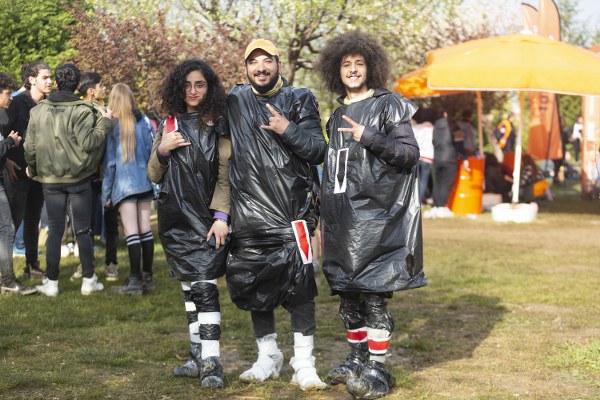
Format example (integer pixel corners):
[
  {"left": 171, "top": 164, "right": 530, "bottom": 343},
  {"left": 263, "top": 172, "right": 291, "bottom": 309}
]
[
  {"left": 524, "top": 0, "right": 563, "bottom": 161},
  {"left": 581, "top": 47, "right": 600, "bottom": 200}
]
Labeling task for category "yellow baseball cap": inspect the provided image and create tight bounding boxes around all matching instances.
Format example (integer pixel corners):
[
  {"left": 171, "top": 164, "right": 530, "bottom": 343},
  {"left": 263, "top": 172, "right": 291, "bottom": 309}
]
[{"left": 244, "top": 39, "right": 279, "bottom": 60}]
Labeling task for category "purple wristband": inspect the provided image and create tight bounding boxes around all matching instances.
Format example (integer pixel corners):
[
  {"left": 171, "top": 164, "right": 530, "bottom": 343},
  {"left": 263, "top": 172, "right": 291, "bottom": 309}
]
[{"left": 213, "top": 211, "right": 229, "bottom": 222}]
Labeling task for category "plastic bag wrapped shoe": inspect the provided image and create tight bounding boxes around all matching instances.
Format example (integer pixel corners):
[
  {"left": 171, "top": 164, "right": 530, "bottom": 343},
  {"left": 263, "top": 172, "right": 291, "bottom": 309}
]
[
  {"left": 173, "top": 343, "right": 202, "bottom": 378},
  {"left": 290, "top": 355, "right": 326, "bottom": 391},
  {"left": 346, "top": 360, "right": 393, "bottom": 399},
  {"left": 327, "top": 357, "right": 365, "bottom": 385},
  {"left": 326, "top": 342, "right": 368, "bottom": 385},
  {"left": 200, "top": 356, "right": 224, "bottom": 388},
  {"left": 239, "top": 334, "right": 283, "bottom": 383}
]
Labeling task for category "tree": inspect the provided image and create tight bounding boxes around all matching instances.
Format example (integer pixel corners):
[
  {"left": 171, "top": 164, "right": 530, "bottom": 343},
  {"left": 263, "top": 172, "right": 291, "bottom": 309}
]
[
  {"left": 0, "top": 0, "right": 75, "bottom": 80},
  {"left": 68, "top": 3, "right": 242, "bottom": 117}
]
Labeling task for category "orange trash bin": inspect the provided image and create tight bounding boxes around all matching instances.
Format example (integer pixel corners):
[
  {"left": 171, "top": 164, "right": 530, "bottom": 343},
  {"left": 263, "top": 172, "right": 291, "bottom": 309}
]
[{"left": 448, "top": 157, "right": 485, "bottom": 215}]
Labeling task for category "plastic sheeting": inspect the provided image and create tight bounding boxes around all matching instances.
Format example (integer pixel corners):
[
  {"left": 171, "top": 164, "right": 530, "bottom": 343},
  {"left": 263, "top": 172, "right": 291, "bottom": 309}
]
[
  {"left": 322, "top": 89, "right": 427, "bottom": 293},
  {"left": 226, "top": 83, "right": 326, "bottom": 311},
  {"left": 156, "top": 113, "right": 230, "bottom": 281}
]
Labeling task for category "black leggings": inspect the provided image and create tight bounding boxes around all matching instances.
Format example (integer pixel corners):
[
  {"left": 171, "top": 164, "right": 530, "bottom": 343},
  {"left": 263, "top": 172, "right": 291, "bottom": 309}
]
[
  {"left": 338, "top": 292, "right": 395, "bottom": 333},
  {"left": 251, "top": 300, "right": 316, "bottom": 338},
  {"left": 43, "top": 178, "right": 94, "bottom": 280}
]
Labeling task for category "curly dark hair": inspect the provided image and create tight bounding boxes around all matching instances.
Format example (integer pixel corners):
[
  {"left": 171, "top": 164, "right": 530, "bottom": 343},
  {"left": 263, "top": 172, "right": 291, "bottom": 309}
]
[
  {"left": 316, "top": 30, "right": 390, "bottom": 96},
  {"left": 160, "top": 59, "right": 226, "bottom": 128},
  {"left": 55, "top": 63, "right": 80, "bottom": 92},
  {"left": 0, "top": 73, "right": 18, "bottom": 92}
]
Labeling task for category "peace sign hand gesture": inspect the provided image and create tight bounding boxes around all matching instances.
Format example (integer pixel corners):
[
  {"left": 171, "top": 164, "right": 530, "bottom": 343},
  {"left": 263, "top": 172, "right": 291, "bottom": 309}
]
[
  {"left": 337, "top": 115, "right": 365, "bottom": 142},
  {"left": 260, "top": 103, "right": 290, "bottom": 135}
]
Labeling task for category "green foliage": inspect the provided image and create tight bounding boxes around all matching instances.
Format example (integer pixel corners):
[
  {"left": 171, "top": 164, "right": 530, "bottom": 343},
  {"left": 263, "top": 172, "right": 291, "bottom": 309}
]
[{"left": 0, "top": 0, "right": 76, "bottom": 80}]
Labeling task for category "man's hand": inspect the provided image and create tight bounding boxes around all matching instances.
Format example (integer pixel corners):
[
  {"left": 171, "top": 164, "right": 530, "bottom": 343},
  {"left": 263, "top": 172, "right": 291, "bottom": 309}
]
[
  {"left": 6, "top": 131, "right": 21, "bottom": 147},
  {"left": 207, "top": 219, "right": 229, "bottom": 250},
  {"left": 260, "top": 103, "right": 290, "bottom": 135},
  {"left": 338, "top": 115, "right": 365, "bottom": 142},
  {"left": 158, "top": 130, "right": 191, "bottom": 155},
  {"left": 5, "top": 158, "right": 20, "bottom": 182},
  {"left": 101, "top": 107, "right": 113, "bottom": 120}
]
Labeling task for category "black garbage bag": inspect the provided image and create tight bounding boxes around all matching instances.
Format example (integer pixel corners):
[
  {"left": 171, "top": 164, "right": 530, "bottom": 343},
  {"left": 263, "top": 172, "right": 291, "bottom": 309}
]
[
  {"left": 321, "top": 89, "right": 427, "bottom": 293},
  {"left": 156, "top": 113, "right": 230, "bottom": 281},
  {"left": 226, "top": 83, "right": 326, "bottom": 311}
]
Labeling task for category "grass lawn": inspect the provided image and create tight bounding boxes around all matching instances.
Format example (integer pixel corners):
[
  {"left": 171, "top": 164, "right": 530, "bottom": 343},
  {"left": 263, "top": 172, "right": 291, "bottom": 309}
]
[{"left": 1, "top": 184, "right": 599, "bottom": 399}]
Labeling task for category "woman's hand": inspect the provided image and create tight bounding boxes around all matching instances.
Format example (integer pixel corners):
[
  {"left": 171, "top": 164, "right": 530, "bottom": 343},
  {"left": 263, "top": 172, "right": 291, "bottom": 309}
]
[{"left": 207, "top": 220, "right": 229, "bottom": 250}]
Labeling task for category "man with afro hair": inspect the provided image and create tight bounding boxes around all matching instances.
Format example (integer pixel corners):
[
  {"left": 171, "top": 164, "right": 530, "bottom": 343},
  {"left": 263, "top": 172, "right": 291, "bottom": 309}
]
[{"left": 316, "top": 30, "right": 427, "bottom": 399}]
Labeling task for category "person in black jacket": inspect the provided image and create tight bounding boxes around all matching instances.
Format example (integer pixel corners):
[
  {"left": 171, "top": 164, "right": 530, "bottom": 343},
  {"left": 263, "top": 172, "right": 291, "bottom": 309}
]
[
  {"left": 148, "top": 59, "right": 231, "bottom": 388},
  {"left": 4, "top": 62, "right": 52, "bottom": 280},
  {"left": 0, "top": 72, "right": 37, "bottom": 295},
  {"left": 226, "top": 39, "right": 327, "bottom": 391},
  {"left": 316, "top": 31, "right": 427, "bottom": 399}
]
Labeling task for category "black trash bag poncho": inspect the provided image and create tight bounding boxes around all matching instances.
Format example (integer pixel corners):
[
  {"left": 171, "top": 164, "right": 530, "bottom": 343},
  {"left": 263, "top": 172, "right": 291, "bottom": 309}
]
[
  {"left": 156, "top": 113, "right": 230, "bottom": 281},
  {"left": 226, "top": 83, "right": 326, "bottom": 311},
  {"left": 322, "top": 89, "right": 427, "bottom": 293}
]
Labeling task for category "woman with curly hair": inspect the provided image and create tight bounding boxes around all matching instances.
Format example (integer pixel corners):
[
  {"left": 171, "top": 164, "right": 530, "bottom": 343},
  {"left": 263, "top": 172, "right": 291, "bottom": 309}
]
[
  {"left": 147, "top": 59, "right": 230, "bottom": 388},
  {"left": 316, "top": 31, "right": 426, "bottom": 399}
]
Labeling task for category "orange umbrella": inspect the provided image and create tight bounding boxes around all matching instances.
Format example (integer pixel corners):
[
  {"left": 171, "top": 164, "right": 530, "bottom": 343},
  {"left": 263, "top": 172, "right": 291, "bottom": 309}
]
[
  {"left": 427, "top": 32, "right": 600, "bottom": 96},
  {"left": 394, "top": 68, "right": 460, "bottom": 99},
  {"left": 425, "top": 32, "right": 600, "bottom": 204}
]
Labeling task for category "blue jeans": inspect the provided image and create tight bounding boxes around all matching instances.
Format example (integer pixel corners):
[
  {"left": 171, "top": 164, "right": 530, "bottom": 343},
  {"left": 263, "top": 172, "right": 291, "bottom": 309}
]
[
  {"left": 0, "top": 183, "right": 15, "bottom": 281},
  {"left": 43, "top": 178, "right": 95, "bottom": 280}
]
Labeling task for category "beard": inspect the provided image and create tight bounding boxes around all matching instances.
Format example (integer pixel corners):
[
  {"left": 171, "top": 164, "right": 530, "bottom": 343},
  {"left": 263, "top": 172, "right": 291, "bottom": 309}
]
[{"left": 248, "top": 69, "right": 280, "bottom": 94}]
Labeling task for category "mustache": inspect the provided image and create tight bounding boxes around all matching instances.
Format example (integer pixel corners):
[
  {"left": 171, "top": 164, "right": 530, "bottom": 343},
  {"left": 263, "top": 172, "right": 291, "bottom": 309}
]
[{"left": 254, "top": 70, "right": 271, "bottom": 76}]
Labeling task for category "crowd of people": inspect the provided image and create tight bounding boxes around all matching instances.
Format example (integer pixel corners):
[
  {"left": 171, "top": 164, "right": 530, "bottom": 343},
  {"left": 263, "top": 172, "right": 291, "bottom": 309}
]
[{"left": 0, "top": 31, "right": 428, "bottom": 399}]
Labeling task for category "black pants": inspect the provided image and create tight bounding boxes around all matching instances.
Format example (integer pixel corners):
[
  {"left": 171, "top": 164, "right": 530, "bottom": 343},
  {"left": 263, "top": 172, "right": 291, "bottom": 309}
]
[
  {"left": 433, "top": 161, "right": 458, "bottom": 207},
  {"left": 5, "top": 176, "right": 43, "bottom": 265},
  {"left": 43, "top": 178, "right": 94, "bottom": 280},
  {"left": 251, "top": 300, "right": 316, "bottom": 338},
  {"left": 103, "top": 206, "right": 119, "bottom": 265}
]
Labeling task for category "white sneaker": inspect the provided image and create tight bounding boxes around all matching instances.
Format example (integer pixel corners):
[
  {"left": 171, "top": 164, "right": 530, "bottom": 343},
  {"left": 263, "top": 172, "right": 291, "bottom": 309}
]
[
  {"left": 81, "top": 274, "right": 104, "bottom": 295},
  {"left": 423, "top": 207, "right": 438, "bottom": 219},
  {"left": 436, "top": 207, "right": 455, "bottom": 218},
  {"left": 36, "top": 278, "right": 59, "bottom": 297}
]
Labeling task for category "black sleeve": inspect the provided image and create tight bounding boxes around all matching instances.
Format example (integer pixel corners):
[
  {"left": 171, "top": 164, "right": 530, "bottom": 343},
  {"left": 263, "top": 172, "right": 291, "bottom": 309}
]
[
  {"left": 359, "top": 96, "right": 419, "bottom": 168},
  {"left": 279, "top": 90, "right": 327, "bottom": 165}
]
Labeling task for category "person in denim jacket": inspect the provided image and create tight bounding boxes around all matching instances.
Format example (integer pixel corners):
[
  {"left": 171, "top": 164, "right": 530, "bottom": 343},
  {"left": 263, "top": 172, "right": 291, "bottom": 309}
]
[{"left": 102, "top": 83, "right": 155, "bottom": 295}]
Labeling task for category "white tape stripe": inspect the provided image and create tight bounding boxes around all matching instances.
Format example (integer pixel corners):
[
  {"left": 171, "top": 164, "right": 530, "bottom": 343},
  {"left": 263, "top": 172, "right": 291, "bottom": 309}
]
[
  {"left": 184, "top": 301, "right": 196, "bottom": 312},
  {"left": 181, "top": 281, "right": 191, "bottom": 291},
  {"left": 191, "top": 279, "right": 218, "bottom": 286},
  {"left": 198, "top": 311, "right": 221, "bottom": 325}
]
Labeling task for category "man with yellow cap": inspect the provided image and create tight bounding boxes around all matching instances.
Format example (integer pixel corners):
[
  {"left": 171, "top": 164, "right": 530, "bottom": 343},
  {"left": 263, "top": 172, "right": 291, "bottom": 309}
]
[{"left": 226, "top": 39, "right": 327, "bottom": 390}]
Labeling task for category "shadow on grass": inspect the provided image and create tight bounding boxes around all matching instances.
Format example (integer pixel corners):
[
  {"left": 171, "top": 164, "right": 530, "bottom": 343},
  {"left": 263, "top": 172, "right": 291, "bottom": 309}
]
[{"left": 390, "top": 292, "right": 507, "bottom": 372}]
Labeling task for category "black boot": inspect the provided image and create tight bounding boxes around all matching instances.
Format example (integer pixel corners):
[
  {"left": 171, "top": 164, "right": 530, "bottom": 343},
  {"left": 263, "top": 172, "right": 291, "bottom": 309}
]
[
  {"left": 173, "top": 342, "right": 202, "bottom": 377},
  {"left": 111, "top": 276, "right": 143, "bottom": 295},
  {"left": 200, "top": 356, "right": 224, "bottom": 388},
  {"left": 327, "top": 342, "right": 368, "bottom": 385},
  {"left": 346, "top": 360, "right": 393, "bottom": 399},
  {"left": 142, "top": 272, "right": 155, "bottom": 292}
]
